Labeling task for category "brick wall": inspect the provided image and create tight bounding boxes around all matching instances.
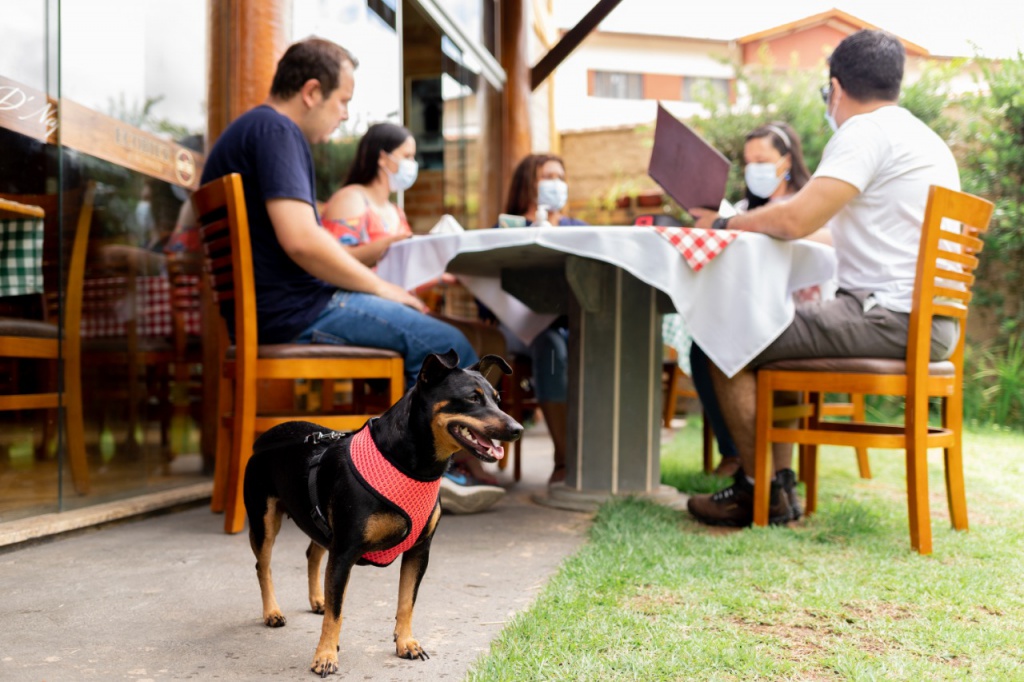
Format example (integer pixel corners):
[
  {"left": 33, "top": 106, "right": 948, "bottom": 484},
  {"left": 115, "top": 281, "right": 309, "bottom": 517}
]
[{"left": 560, "top": 124, "right": 674, "bottom": 225}]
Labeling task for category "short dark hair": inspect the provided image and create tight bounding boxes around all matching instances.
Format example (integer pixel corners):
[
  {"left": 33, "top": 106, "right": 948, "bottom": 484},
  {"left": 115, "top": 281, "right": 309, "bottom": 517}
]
[
  {"left": 270, "top": 37, "right": 359, "bottom": 100},
  {"left": 505, "top": 153, "right": 565, "bottom": 216},
  {"left": 344, "top": 123, "right": 413, "bottom": 187},
  {"left": 828, "top": 29, "right": 904, "bottom": 102}
]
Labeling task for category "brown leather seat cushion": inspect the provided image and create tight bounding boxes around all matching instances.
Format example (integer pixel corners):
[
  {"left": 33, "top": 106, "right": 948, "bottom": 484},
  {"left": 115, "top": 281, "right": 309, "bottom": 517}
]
[
  {"left": 226, "top": 344, "right": 402, "bottom": 360},
  {"left": 0, "top": 317, "right": 58, "bottom": 339},
  {"left": 760, "top": 357, "right": 956, "bottom": 377}
]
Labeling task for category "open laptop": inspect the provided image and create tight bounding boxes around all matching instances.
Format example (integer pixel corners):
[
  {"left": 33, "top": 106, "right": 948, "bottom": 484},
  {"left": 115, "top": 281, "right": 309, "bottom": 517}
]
[{"left": 648, "top": 103, "right": 732, "bottom": 217}]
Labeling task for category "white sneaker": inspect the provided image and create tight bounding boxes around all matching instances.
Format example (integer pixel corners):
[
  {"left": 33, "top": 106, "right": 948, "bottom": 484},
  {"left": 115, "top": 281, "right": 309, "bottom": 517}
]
[{"left": 439, "top": 467, "right": 505, "bottom": 514}]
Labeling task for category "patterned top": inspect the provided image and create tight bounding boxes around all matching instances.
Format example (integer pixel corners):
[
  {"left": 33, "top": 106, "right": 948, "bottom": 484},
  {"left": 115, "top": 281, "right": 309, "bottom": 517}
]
[
  {"left": 323, "top": 191, "right": 412, "bottom": 247},
  {"left": 348, "top": 425, "right": 441, "bottom": 567}
]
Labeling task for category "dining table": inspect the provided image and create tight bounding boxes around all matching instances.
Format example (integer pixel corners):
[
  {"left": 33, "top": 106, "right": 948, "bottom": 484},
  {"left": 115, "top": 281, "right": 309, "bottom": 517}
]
[{"left": 377, "top": 226, "right": 837, "bottom": 510}]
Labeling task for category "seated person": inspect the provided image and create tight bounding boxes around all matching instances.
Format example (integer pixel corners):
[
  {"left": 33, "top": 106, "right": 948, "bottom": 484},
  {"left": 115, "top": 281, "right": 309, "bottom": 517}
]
[
  {"left": 686, "top": 29, "right": 961, "bottom": 527},
  {"left": 199, "top": 37, "right": 477, "bottom": 398},
  {"left": 494, "top": 154, "right": 587, "bottom": 484},
  {"left": 321, "top": 122, "right": 414, "bottom": 266},
  {"left": 322, "top": 121, "right": 504, "bottom": 511},
  {"left": 690, "top": 121, "right": 812, "bottom": 479}
]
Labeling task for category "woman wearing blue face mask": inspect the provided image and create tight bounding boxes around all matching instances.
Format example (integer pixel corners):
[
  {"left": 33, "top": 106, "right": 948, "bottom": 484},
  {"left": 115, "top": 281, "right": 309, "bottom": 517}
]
[{"left": 323, "top": 122, "right": 418, "bottom": 267}]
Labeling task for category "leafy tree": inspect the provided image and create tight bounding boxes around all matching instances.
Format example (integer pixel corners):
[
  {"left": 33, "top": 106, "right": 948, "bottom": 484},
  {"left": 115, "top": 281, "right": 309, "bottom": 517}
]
[{"left": 960, "top": 52, "right": 1024, "bottom": 342}]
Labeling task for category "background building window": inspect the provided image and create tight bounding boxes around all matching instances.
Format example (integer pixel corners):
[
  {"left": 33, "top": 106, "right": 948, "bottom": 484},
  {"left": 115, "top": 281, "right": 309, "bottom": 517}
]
[
  {"left": 593, "top": 71, "right": 643, "bottom": 99},
  {"left": 682, "top": 77, "right": 730, "bottom": 103}
]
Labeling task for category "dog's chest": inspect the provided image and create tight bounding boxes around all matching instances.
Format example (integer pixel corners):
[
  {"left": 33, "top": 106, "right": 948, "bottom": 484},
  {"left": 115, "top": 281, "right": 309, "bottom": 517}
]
[{"left": 347, "top": 426, "right": 440, "bottom": 567}]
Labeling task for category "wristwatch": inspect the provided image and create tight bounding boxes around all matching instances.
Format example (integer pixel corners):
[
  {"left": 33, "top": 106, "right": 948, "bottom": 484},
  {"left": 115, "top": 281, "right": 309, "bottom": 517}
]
[{"left": 711, "top": 216, "right": 732, "bottom": 230}]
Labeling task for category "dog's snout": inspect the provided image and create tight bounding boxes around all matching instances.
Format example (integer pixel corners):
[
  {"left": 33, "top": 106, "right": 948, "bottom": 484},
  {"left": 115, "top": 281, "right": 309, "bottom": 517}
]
[{"left": 505, "top": 418, "right": 524, "bottom": 441}]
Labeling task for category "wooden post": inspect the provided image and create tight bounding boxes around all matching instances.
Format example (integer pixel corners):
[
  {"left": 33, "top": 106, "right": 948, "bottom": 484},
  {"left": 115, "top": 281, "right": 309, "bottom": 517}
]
[
  {"left": 206, "top": 0, "right": 289, "bottom": 147},
  {"left": 501, "top": 0, "right": 532, "bottom": 185}
]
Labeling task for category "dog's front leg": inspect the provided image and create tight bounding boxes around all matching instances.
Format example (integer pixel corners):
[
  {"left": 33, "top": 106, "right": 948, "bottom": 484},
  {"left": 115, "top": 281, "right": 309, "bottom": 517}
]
[
  {"left": 311, "top": 547, "right": 358, "bottom": 677},
  {"left": 394, "top": 505, "right": 439, "bottom": 660}
]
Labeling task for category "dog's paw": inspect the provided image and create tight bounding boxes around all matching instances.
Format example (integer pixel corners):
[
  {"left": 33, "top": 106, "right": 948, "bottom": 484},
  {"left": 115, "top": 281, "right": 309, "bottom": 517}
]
[
  {"left": 263, "top": 610, "right": 286, "bottom": 627},
  {"left": 395, "top": 637, "right": 430, "bottom": 661},
  {"left": 309, "top": 597, "right": 325, "bottom": 615},
  {"left": 311, "top": 650, "right": 338, "bottom": 677}
]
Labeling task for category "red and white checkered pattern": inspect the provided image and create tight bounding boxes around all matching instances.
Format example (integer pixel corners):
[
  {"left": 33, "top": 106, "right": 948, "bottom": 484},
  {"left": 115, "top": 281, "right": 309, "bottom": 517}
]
[
  {"left": 81, "top": 275, "right": 201, "bottom": 338},
  {"left": 652, "top": 227, "right": 740, "bottom": 272}
]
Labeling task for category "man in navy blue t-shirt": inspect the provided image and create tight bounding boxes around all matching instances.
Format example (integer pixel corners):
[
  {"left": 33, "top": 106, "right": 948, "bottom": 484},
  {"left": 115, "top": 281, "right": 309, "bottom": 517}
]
[{"left": 200, "top": 38, "right": 477, "bottom": 387}]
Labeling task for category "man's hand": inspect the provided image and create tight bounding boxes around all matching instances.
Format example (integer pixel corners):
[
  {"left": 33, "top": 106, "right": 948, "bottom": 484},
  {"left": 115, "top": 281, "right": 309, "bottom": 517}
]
[
  {"left": 689, "top": 207, "right": 719, "bottom": 230},
  {"left": 373, "top": 279, "right": 429, "bottom": 312}
]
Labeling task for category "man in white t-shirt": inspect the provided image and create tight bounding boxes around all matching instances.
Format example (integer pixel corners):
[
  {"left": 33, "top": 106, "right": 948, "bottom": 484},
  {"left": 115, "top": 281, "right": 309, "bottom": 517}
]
[{"left": 686, "top": 29, "right": 961, "bottom": 527}]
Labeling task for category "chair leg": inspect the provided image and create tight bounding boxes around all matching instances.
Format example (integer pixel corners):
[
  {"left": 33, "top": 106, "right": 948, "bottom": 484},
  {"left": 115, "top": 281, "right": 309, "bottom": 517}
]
[
  {"left": 702, "top": 415, "right": 713, "bottom": 474},
  {"left": 905, "top": 395, "right": 933, "bottom": 555},
  {"left": 852, "top": 393, "right": 871, "bottom": 479},
  {"left": 663, "top": 364, "right": 680, "bottom": 428},
  {"left": 514, "top": 436, "right": 523, "bottom": 482},
  {"left": 943, "top": 395, "right": 969, "bottom": 532},
  {"left": 64, "top": 353, "right": 90, "bottom": 495},
  {"left": 802, "top": 445, "right": 818, "bottom": 516},
  {"left": 210, "top": 371, "right": 232, "bottom": 513},
  {"left": 752, "top": 373, "right": 773, "bottom": 527}
]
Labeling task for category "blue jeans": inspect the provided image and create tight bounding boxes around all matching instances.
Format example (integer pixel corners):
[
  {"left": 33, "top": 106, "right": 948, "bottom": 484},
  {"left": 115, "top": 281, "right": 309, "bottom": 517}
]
[
  {"left": 500, "top": 323, "right": 568, "bottom": 403},
  {"left": 296, "top": 290, "right": 478, "bottom": 387}
]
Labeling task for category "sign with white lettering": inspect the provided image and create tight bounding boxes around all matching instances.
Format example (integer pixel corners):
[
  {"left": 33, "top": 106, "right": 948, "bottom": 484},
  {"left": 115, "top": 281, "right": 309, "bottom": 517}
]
[{"left": 0, "top": 74, "right": 204, "bottom": 190}]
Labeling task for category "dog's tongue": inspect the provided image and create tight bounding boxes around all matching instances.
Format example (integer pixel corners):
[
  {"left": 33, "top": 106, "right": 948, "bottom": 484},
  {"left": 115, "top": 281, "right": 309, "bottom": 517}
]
[{"left": 472, "top": 431, "right": 504, "bottom": 460}]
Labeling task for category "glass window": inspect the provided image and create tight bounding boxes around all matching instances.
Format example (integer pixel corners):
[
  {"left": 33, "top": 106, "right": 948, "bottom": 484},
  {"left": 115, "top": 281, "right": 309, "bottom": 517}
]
[
  {"left": 682, "top": 77, "right": 730, "bottom": 104},
  {"left": 593, "top": 71, "right": 644, "bottom": 100}
]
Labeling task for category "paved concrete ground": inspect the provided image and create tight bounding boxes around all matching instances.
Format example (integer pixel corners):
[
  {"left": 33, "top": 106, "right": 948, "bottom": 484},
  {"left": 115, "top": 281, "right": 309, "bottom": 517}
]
[{"left": 1, "top": 423, "right": 594, "bottom": 681}]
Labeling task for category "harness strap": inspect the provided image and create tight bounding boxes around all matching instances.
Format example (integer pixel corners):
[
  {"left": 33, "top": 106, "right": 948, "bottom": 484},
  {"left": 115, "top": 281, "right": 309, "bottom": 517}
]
[{"left": 303, "top": 429, "right": 349, "bottom": 541}]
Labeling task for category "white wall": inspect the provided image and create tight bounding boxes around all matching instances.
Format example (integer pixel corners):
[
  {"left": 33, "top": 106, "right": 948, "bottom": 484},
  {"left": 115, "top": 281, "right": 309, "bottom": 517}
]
[{"left": 553, "top": 33, "right": 736, "bottom": 132}]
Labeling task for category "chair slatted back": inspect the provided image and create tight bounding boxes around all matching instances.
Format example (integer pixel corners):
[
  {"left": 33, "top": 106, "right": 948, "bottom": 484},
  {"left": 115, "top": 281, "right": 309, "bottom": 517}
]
[
  {"left": 907, "top": 185, "right": 994, "bottom": 382},
  {"left": 191, "top": 174, "right": 258, "bottom": 360}
]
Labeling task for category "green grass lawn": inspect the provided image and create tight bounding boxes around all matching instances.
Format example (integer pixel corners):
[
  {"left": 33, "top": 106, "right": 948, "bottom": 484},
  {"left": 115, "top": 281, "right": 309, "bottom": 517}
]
[{"left": 468, "top": 419, "right": 1024, "bottom": 681}]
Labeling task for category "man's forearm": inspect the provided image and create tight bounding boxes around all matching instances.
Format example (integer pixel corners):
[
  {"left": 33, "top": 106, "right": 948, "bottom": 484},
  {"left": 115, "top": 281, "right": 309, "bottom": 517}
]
[{"left": 287, "top": 225, "right": 388, "bottom": 295}]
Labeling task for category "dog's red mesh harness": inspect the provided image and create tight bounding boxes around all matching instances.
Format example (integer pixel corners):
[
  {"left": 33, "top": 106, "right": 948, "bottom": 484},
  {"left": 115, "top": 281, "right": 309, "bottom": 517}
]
[{"left": 348, "top": 425, "right": 441, "bottom": 567}]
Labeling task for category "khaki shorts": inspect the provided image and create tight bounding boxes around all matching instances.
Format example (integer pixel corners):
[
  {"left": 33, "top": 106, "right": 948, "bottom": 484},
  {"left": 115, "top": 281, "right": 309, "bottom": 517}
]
[{"left": 752, "top": 289, "right": 959, "bottom": 368}]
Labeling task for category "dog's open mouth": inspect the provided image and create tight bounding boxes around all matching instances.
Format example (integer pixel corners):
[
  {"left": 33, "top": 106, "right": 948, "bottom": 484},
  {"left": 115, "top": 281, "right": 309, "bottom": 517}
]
[{"left": 449, "top": 424, "right": 505, "bottom": 462}]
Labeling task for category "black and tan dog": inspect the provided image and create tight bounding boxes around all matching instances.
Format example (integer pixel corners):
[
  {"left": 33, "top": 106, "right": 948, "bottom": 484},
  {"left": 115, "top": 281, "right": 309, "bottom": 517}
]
[{"left": 242, "top": 350, "right": 522, "bottom": 677}]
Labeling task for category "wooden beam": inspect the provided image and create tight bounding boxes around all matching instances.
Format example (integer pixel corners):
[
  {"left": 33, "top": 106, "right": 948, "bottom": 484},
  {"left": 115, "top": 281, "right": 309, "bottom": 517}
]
[{"left": 530, "top": 0, "right": 625, "bottom": 91}]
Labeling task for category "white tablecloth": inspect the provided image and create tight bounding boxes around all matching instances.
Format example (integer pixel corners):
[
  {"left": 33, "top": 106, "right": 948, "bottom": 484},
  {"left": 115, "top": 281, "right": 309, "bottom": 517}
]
[{"left": 376, "top": 227, "right": 837, "bottom": 378}]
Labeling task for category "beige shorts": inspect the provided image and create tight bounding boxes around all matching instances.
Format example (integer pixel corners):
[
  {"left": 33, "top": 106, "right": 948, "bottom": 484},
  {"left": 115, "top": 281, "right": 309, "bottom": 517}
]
[{"left": 752, "top": 289, "right": 959, "bottom": 368}]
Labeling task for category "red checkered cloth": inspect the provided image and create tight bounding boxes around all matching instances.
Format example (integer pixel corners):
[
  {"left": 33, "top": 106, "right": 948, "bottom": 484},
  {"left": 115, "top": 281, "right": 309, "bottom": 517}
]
[
  {"left": 81, "top": 274, "right": 201, "bottom": 338},
  {"left": 652, "top": 226, "right": 740, "bottom": 272}
]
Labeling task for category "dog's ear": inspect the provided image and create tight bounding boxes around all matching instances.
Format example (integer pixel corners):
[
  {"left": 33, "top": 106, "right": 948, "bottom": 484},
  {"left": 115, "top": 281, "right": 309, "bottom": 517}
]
[
  {"left": 470, "top": 355, "right": 512, "bottom": 385},
  {"left": 418, "top": 349, "right": 460, "bottom": 385}
]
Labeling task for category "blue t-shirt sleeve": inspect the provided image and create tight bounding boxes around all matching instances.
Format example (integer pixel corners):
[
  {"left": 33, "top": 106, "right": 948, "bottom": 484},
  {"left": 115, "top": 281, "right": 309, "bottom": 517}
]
[{"left": 252, "top": 126, "right": 316, "bottom": 205}]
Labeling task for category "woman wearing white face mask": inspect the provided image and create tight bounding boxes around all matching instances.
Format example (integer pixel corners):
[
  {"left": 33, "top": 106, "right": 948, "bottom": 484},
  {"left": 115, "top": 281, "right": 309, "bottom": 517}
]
[
  {"left": 495, "top": 154, "right": 585, "bottom": 484},
  {"left": 696, "top": 121, "right": 814, "bottom": 478},
  {"left": 504, "top": 153, "right": 587, "bottom": 228},
  {"left": 735, "top": 121, "right": 811, "bottom": 212},
  {"left": 323, "top": 122, "right": 418, "bottom": 267}
]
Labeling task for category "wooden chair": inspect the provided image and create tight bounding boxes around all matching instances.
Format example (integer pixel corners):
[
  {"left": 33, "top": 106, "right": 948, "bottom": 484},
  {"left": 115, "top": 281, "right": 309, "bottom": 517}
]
[
  {"left": 751, "top": 186, "right": 994, "bottom": 554},
  {"left": 192, "top": 174, "right": 405, "bottom": 534},
  {"left": 0, "top": 185, "right": 94, "bottom": 494}
]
